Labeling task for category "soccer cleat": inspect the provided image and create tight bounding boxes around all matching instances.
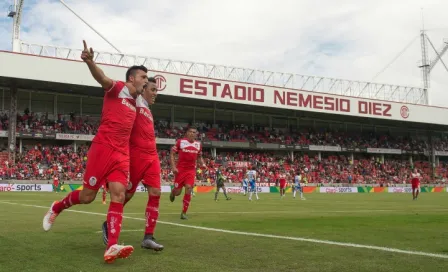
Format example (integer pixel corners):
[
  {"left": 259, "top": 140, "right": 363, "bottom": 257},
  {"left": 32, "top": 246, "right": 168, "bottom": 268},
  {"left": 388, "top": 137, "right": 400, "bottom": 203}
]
[
  {"left": 102, "top": 221, "right": 108, "bottom": 246},
  {"left": 43, "top": 201, "right": 59, "bottom": 231},
  {"left": 180, "top": 212, "right": 188, "bottom": 220},
  {"left": 169, "top": 192, "right": 175, "bottom": 202},
  {"left": 141, "top": 237, "right": 164, "bottom": 251},
  {"left": 104, "top": 244, "right": 134, "bottom": 263},
  {"left": 226, "top": 197, "right": 232, "bottom": 200}
]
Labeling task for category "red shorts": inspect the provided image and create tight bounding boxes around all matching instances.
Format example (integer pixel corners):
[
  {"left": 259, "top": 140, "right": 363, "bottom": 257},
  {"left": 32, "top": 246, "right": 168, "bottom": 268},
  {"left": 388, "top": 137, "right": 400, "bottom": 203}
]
[
  {"left": 83, "top": 142, "right": 130, "bottom": 191},
  {"left": 174, "top": 169, "right": 196, "bottom": 189},
  {"left": 412, "top": 182, "right": 420, "bottom": 190},
  {"left": 127, "top": 155, "right": 161, "bottom": 194},
  {"left": 279, "top": 181, "right": 286, "bottom": 189}
]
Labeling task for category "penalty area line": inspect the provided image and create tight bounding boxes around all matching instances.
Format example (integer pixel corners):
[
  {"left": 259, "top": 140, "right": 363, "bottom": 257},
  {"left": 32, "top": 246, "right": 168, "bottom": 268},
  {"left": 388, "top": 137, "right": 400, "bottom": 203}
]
[{"left": 1, "top": 200, "right": 448, "bottom": 260}]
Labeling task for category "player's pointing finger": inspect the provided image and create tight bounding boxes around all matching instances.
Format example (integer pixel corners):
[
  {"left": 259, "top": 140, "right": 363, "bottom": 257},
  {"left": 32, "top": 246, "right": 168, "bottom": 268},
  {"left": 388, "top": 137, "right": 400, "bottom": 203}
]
[{"left": 83, "top": 40, "right": 87, "bottom": 50}]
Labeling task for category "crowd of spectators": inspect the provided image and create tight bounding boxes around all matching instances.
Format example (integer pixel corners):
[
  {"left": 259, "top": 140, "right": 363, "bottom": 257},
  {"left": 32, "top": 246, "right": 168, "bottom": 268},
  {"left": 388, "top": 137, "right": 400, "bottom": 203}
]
[
  {"left": 1, "top": 110, "right": 99, "bottom": 135},
  {"left": 1, "top": 143, "right": 446, "bottom": 185},
  {"left": 1, "top": 110, "right": 447, "bottom": 152},
  {"left": 1, "top": 110, "right": 448, "bottom": 185}
]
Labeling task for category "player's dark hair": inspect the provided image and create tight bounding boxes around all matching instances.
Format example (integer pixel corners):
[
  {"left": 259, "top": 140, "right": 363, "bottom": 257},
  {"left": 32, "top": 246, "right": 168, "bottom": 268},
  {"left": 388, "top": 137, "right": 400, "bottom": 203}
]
[
  {"left": 126, "top": 65, "right": 148, "bottom": 81},
  {"left": 187, "top": 126, "right": 197, "bottom": 132},
  {"left": 148, "top": 77, "right": 156, "bottom": 83}
]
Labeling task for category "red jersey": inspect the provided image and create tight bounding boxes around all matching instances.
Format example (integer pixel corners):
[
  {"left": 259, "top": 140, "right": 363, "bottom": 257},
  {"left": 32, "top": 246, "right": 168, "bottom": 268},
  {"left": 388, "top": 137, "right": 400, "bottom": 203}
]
[
  {"left": 171, "top": 138, "right": 202, "bottom": 170},
  {"left": 53, "top": 177, "right": 59, "bottom": 186},
  {"left": 129, "top": 96, "right": 157, "bottom": 158},
  {"left": 279, "top": 175, "right": 286, "bottom": 183},
  {"left": 411, "top": 173, "right": 421, "bottom": 185},
  {"left": 93, "top": 81, "right": 137, "bottom": 155}
]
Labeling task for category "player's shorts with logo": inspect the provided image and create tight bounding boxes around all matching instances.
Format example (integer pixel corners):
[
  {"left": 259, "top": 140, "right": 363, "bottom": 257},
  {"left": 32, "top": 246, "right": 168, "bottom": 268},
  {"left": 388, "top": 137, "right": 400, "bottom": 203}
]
[
  {"left": 83, "top": 142, "right": 130, "bottom": 190},
  {"left": 174, "top": 169, "right": 196, "bottom": 189},
  {"left": 127, "top": 154, "right": 161, "bottom": 193}
]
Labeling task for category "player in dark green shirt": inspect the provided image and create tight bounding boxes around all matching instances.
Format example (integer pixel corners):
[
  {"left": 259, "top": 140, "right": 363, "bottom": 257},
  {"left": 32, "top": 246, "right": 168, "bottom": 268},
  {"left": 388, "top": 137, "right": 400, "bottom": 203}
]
[{"left": 214, "top": 166, "right": 231, "bottom": 201}]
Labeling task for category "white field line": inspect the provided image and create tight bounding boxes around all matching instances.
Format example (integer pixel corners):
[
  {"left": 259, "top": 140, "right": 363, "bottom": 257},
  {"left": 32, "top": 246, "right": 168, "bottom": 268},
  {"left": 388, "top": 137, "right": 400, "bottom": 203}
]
[
  {"left": 1, "top": 200, "right": 448, "bottom": 260},
  {"left": 123, "top": 209, "right": 448, "bottom": 215}
]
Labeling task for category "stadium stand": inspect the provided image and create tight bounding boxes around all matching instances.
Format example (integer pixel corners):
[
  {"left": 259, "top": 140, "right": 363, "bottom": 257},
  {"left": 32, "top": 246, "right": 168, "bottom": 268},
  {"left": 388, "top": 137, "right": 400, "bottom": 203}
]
[{"left": 1, "top": 106, "right": 447, "bottom": 185}]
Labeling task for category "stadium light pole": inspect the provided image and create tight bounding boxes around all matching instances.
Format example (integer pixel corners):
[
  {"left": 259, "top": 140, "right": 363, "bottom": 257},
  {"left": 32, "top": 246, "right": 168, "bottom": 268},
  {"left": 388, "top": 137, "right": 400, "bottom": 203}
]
[
  {"left": 58, "top": 0, "right": 122, "bottom": 53},
  {"left": 418, "top": 31, "right": 448, "bottom": 105},
  {"left": 417, "top": 10, "right": 448, "bottom": 105},
  {"left": 7, "top": 0, "right": 24, "bottom": 52}
]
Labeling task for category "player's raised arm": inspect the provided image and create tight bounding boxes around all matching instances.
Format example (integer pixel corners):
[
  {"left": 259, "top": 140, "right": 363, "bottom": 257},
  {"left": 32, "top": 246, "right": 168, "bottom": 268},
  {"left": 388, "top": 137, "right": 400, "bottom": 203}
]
[{"left": 81, "top": 40, "right": 114, "bottom": 90}]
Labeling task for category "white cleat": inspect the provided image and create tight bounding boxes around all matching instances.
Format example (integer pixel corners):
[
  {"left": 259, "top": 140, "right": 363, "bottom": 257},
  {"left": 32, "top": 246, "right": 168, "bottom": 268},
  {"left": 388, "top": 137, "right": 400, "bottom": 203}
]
[
  {"left": 43, "top": 201, "right": 59, "bottom": 232},
  {"left": 104, "top": 244, "right": 134, "bottom": 263}
]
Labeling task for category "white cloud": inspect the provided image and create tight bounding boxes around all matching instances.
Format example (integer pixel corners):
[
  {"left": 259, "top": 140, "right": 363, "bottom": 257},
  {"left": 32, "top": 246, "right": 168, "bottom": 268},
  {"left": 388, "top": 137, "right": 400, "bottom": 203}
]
[{"left": 0, "top": 0, "right": 447, "bottom": 105}]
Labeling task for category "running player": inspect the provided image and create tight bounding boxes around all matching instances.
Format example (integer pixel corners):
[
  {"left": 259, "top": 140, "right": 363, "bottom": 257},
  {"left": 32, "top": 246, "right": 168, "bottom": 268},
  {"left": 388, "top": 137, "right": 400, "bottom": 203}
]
[
  {"left": 102, "top": 78, "right": 163, "bottom": 251},
  {"left": 247, "top": 166, "right": 259, "bottom": 201},
  {"left": 411, "top": 168, "right": 421, "bottom": 200},
  {"left": 293, "top": 171, "right": 305, "bottom": 200},
  {"left": 214, "top": 165, "right": 231, "bottom": 201},
  {"left": 102, "top": 78, "right": 163, "bottom": 250},
  {"left": 279, "top": 171, "right": 287, "bottom": 198},
  {"left": 42, "top": 40, "right": 148, "bottom": 263},
  {"left": 169, "top": 127, "right": 206, "bottom": 220}
]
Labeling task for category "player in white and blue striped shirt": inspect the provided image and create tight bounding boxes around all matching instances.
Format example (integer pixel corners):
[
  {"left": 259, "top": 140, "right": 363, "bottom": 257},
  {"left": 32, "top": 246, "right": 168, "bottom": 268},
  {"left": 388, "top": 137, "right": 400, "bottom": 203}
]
[
  {"left": 246, "top": 167, "right": 259, "bottom": 201},
  {"left": 293, "top": 171, "right": 305, "bottom": 200}
]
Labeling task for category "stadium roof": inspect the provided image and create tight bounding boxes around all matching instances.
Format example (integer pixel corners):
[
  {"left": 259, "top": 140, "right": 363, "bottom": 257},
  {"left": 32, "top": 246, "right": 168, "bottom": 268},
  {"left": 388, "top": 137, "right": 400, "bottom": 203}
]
[{"left": 18, "top": 42, "right": 428, "bottom": 105}]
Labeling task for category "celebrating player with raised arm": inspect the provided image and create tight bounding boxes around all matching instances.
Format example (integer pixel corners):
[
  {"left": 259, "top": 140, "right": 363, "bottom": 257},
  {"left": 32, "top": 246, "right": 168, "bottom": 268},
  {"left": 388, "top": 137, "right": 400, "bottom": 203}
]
[
  {"left": 169, "top": 127, "right": 206, "bottom": 220},
  {"left": 43, "top": 40, "right": 149, "bottom": 263},
  {"left": 101, "top": 78, "right": 164, "bottom": 251}
]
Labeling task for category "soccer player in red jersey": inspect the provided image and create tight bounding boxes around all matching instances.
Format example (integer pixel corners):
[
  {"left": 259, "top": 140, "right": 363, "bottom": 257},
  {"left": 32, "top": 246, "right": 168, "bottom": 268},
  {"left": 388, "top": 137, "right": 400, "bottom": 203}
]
[
  {"left": 169, "top": 127, "right": 206, "bottom": 219},
  {"left": 42, "top": 40, "right": 149, "bottom": 263},
  {"left": 101, "top": 78, "right": 163, "bottom": 251},
  {"left": 411, "top": 168, "right": 421, "bottom": 200},
  {"left": 279, "top": 171, "right": 287, "bottom": 198},
  {"left": 52, "top": 175, "right": 59, "bottom": 193}
]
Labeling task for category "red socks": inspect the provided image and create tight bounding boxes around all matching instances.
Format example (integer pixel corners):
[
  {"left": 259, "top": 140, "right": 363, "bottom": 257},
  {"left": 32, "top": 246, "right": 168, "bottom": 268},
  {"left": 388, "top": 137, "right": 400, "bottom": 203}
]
[
  {"left": 107, "top": 202, "right": 123, "bottom": 249},
  {"left": 182, "top": 193, "right": 191, "bottom": 214},
  {"left": 145, "top": 195, "right": 160, "bottom": 235},
  {"left": 52, "top": 190, "right": 81, "bottom": 214}
]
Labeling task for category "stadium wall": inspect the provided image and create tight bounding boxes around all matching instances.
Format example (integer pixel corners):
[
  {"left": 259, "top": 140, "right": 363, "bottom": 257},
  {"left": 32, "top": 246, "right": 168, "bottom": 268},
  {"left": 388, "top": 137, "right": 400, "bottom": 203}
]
[
  {"left": 1, "top": 183, "right": 445, "bottom": 193},
  {"left": 2, "top": 51, "right": 448, "bottom": 125}
]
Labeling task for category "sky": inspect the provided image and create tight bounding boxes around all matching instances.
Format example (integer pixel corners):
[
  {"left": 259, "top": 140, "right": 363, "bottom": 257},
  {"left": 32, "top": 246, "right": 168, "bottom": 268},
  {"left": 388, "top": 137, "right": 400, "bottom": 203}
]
[{"left": 0, "top": 0, "right": 447, "bottom": 106}]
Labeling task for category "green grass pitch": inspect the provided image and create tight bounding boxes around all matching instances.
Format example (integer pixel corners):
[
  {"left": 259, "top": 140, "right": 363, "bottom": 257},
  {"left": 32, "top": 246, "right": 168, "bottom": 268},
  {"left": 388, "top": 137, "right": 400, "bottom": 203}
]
[{"left": 1, "top": 192, "right": 448, "bottom": 272}]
